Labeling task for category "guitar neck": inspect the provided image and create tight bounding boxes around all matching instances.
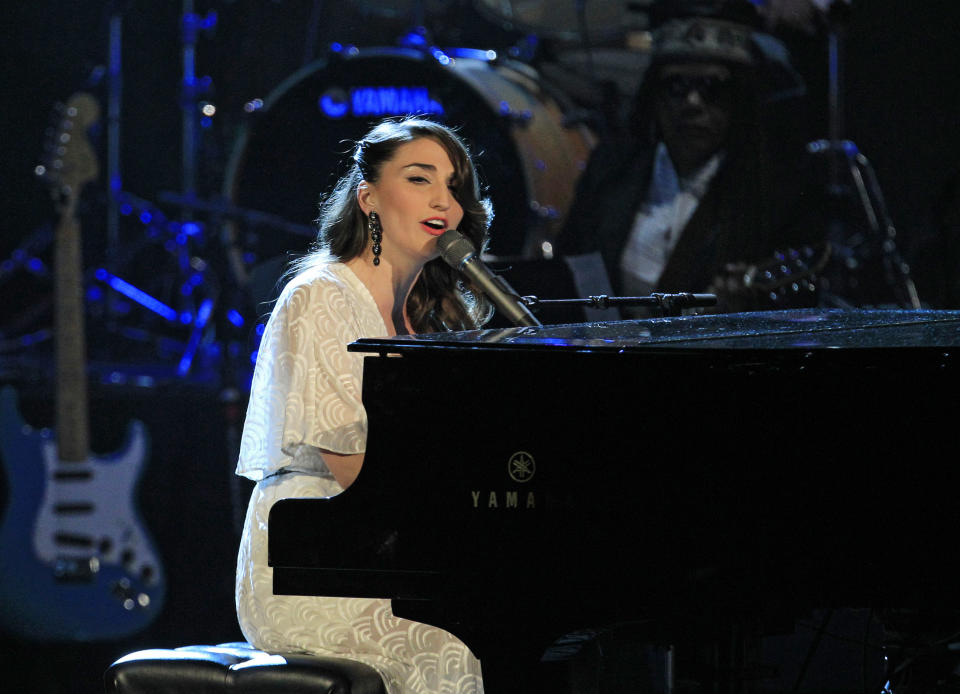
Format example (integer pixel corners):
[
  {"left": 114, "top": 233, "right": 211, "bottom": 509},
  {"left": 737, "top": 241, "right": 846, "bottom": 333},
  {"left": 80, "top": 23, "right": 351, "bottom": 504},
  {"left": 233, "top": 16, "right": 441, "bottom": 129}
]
[{"left": 54, "top": 196, "right": 90, "bottom": 462}]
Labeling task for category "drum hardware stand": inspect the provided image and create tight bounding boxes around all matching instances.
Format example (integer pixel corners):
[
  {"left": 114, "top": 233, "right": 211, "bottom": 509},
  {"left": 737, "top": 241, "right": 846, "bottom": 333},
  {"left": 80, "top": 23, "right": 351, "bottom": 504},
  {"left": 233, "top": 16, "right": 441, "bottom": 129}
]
[
  {"left": 0, "top": 224, "right": 55, "bottom": 357},
  {"left": 156, "top": 189, "right": 316, "bottom": 307},
  {"left": 155, "top": 192, "right": 317, "bottom": 241},
  {"left": 520, "top": 292, "right": 717, "bottom": 317},
  {"left": 89, "top": 188, "right": 230, "bottom": 378},
  {"left": 105, "top": 2, "right": 124, "bottom": 321},
  {"left": 179, "top": 0, "right": 217, "bottom": 223},
  {"left": 806, "top": 0, "right": 920, "bottom": 309},
  {"left": 573, "top": 0, "right": 597, "bottom": 79},
  {"left": 176, "top": 1, "right": 264, "bottom": 385},
  {"left": 302, "top": 0, "right": 325, "bottom": 67}
]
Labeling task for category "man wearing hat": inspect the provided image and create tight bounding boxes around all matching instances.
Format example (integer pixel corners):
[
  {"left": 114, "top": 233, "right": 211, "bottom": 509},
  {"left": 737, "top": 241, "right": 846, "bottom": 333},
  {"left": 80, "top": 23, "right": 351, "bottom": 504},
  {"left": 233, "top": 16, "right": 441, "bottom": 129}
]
[{"left": 560, "top": 0, "right": 816, "bottom": 313}]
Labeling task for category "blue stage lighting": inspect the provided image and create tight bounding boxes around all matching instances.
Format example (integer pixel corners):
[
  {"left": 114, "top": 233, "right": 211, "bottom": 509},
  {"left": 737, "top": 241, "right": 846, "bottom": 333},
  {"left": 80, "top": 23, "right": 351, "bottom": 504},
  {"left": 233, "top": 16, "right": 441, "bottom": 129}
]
[{"left": 95, "top": 268, "right": 178, "bottom": 321}]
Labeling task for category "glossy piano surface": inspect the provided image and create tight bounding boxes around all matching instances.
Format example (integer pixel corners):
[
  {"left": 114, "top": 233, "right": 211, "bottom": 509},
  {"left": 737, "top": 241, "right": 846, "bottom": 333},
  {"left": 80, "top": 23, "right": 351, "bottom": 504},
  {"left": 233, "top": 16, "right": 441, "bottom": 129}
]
[
  {"left": 269, "top": 308, "right": 960, "bottom": 687},
  {"left": 348, "top": 308, "right": 960, "bottom": 353}
]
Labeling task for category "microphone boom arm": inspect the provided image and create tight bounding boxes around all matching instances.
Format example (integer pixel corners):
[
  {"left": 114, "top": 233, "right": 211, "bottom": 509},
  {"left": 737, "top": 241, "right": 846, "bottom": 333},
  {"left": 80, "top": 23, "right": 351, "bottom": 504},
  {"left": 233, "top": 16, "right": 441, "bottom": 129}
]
[{"left": 520, "top": 293, "right": 718, "bottom": 317}]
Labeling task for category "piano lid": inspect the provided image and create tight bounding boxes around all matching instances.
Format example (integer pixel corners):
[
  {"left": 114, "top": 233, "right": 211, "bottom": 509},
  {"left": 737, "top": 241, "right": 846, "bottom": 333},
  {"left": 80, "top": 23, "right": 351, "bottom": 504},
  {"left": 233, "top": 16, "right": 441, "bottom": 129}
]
[{"left": 349, "top": 308, "right": 960, "bottom": 355}]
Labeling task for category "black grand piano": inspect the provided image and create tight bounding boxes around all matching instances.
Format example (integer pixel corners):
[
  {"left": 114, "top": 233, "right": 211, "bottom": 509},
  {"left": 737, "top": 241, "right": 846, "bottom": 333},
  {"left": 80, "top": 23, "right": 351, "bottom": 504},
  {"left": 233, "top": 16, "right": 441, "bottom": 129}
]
[{"left": 269, "top": 309, "right": 960, "bottom": 692}]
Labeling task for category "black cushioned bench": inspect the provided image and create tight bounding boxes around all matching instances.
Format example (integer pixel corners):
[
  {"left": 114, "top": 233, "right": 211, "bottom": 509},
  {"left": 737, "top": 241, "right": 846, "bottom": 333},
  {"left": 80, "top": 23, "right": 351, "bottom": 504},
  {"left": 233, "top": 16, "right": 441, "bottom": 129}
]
[{"left": 104, "top": 642, "right": 387, "bottom": 694}]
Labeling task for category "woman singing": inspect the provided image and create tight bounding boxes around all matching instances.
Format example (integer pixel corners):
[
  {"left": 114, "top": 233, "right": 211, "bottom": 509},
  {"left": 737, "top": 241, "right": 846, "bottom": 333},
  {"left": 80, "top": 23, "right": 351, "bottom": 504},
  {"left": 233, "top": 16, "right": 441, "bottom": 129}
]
[{"left": 235, "top": 117, "right": 492, "bottom": 693}]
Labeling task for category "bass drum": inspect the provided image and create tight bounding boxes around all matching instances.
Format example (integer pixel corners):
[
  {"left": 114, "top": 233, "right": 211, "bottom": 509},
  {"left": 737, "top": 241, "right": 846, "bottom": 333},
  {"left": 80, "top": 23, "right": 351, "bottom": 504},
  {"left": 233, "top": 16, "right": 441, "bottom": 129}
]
[{"left": 222, "top": 47, "right": 595, "bottom": 261}]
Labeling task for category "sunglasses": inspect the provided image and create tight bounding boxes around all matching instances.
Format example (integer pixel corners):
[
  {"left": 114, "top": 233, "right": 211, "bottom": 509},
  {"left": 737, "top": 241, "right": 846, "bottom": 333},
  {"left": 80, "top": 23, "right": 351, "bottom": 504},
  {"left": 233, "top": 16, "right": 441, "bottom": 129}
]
[{"left": 657, "top": 74, "right": 734, "bottom": 103}]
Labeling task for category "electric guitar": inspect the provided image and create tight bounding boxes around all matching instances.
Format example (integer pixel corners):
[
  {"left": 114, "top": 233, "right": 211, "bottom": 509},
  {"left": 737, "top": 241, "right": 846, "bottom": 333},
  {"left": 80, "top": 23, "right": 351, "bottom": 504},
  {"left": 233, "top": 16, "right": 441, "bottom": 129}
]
[{"left": 0, "top": 93, "right": 166, "bottom": 641}]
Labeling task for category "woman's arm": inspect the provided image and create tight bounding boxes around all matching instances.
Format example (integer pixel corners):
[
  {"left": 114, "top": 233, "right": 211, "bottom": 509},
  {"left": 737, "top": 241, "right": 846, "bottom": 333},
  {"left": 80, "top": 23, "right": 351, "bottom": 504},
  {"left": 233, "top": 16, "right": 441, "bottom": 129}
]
[{"left": 322, "top": 451, "right": 365, "bottom": 489}]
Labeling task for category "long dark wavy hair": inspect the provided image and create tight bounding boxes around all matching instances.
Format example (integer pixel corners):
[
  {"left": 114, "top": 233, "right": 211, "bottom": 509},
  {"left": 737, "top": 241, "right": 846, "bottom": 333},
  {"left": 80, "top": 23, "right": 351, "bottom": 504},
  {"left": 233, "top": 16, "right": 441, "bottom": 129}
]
[{"left": 290, "top": 117, "right": 494, "bottom": 331}]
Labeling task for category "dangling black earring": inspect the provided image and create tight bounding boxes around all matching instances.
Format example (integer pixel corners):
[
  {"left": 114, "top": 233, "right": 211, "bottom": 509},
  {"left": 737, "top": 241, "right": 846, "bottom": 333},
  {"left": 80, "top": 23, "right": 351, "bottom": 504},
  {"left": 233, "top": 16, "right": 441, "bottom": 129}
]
[{"left": 369, "top": 211, "right": 382, "bottom": 266}]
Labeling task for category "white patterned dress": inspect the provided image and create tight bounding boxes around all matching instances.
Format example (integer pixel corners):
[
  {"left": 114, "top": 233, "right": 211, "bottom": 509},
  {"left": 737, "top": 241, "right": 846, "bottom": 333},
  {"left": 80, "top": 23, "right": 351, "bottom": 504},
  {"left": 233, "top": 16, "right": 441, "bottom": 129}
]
[{"left": 235, "top": 261, "right": 484, "bottom": 694}]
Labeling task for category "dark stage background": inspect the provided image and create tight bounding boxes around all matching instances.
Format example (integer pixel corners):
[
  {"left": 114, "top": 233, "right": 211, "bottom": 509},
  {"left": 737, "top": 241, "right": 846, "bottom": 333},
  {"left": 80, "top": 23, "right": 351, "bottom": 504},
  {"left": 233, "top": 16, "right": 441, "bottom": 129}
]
[{"left": 1, "top": 1, "right": 959, "bottom": 692}]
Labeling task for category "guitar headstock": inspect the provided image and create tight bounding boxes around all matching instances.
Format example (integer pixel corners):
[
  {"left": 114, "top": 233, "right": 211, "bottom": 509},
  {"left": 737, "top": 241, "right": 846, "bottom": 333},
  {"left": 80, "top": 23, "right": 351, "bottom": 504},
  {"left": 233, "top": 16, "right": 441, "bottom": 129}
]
[
  {"left": 36, "top": 92, "right": 101, "bottom": 205},
  {"left": 748, "top": 244, "right": 833, "bottom": 296},
  {"left": 709, "top": 243, "right": 834, "bottom": 312}
]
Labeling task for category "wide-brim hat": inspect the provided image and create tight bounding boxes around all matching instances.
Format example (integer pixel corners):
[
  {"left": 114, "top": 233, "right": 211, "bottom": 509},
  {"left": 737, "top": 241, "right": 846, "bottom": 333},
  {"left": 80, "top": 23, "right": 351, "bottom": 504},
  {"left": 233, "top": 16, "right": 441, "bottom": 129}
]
[{"left": 652, "top": 15, "right": 756, "bottom": 66}]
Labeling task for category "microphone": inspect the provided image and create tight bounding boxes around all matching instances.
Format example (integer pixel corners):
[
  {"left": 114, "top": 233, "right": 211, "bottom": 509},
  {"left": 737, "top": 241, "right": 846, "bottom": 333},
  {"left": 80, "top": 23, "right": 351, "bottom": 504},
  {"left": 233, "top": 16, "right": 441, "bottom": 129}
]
[{"left": 437, "top": 229, "right": 542, "bottom": 328}]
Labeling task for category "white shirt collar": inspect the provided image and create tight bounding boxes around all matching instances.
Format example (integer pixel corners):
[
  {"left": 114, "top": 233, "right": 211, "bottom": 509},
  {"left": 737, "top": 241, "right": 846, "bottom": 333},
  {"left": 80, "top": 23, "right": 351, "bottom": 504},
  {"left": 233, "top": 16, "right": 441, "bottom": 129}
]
[{"left": 649, "top": 141, "right": 724, "bottom": 204}]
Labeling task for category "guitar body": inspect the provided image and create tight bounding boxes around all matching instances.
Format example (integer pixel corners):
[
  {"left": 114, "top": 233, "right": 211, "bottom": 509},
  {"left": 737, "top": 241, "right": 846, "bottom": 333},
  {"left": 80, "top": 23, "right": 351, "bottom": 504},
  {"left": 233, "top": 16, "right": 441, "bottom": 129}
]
[{"left": 0, "top": 386, "right": 166, "bottom": 641}]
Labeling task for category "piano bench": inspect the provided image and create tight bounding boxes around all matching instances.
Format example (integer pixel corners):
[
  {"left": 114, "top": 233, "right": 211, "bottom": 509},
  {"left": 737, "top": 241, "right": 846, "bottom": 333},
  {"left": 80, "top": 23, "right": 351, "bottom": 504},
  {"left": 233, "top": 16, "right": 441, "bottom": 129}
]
[{"left": 104, "top": 642, "right": 387, "bottom": 694}]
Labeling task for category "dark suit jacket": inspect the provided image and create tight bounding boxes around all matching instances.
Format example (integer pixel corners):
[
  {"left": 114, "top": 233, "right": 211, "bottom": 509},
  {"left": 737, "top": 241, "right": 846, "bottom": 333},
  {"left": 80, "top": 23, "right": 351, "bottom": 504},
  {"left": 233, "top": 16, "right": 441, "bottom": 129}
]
[{"left": 559, "top": 138, "right": 810, "bottom": 298}]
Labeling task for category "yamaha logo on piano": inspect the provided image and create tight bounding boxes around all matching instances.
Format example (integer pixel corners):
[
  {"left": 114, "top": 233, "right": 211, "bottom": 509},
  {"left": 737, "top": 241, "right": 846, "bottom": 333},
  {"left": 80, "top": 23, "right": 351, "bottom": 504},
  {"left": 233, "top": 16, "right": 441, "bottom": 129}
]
[
  {"left": 507, "top": 451, "right": 535, "bottom": 483},
  {"left": 470, "top": 451, "right": 537, "bottom": 510}
]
